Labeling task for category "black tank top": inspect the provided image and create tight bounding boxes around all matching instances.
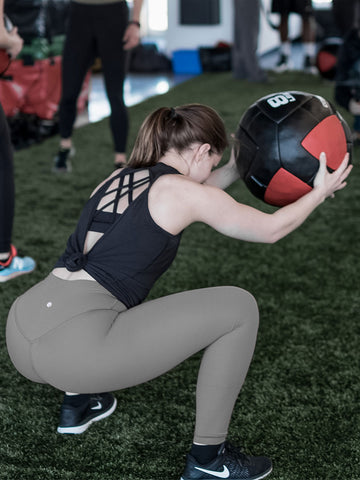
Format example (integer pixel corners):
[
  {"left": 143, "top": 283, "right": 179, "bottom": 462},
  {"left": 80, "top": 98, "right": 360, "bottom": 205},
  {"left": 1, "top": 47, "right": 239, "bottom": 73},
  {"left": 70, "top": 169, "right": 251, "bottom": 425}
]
[{"left": 55, "top": 163, "right": 183, "bottom": 308}]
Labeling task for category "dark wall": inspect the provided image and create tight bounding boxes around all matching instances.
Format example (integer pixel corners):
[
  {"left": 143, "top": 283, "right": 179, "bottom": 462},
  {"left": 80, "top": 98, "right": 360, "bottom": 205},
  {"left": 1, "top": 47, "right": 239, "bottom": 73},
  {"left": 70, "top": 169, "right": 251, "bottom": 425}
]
[
  {"left": 332, "top": 0, "right": 360, "bottom": 36},
  {"left": 180, "top": 0, "right": 220, "bottom": 25}
]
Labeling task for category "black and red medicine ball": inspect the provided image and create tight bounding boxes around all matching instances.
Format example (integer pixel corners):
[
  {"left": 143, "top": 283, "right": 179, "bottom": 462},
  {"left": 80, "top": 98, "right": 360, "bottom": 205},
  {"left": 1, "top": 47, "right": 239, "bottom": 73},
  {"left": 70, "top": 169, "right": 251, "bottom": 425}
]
[{"left": 235, "top": 91, "right": 352, "bottom": 207}]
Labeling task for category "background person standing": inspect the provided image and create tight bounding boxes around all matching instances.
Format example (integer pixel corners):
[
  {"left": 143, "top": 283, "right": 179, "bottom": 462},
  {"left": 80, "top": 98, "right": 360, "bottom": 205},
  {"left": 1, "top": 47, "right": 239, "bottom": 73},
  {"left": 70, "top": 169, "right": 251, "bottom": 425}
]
[
  {"left": 53, "top": 0, "right": 143, "bottom": 173},
  {"left": 271, "top": 0, "right": 317, "bottom": 73},
  {"left": 0, "top": 0, "right": 35, "bottom": 282}
]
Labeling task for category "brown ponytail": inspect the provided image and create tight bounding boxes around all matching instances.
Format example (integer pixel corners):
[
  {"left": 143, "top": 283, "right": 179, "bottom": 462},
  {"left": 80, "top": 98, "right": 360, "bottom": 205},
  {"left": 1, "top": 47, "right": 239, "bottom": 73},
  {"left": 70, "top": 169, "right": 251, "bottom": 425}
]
[{"left": 127, "top": 104, "right": 228, "bottom": 168}]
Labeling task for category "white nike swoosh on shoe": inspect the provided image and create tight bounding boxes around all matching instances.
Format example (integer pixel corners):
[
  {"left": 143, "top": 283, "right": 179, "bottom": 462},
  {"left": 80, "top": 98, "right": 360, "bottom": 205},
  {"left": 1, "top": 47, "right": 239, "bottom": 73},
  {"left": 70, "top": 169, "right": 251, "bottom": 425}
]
[
  {"left": 194, "top": 465, "right": 230, "bottom": 478},
  {"left": 90, "top": 401, "right": 102, "bottom": 410}
]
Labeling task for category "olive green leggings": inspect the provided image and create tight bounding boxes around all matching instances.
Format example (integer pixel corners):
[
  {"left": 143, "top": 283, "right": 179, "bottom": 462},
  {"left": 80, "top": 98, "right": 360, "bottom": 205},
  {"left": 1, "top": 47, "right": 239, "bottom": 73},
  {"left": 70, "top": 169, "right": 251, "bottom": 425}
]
[{"left": 6, "top": 274, "right": 259, "bottom": 444}]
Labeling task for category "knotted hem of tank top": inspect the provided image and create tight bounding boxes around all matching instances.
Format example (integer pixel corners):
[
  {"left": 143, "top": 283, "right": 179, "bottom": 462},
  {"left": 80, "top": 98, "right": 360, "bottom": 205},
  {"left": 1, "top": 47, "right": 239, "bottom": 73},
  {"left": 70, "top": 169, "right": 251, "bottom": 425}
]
[{"left": 64, "top": 252, "right": 88, "bottom": 272}]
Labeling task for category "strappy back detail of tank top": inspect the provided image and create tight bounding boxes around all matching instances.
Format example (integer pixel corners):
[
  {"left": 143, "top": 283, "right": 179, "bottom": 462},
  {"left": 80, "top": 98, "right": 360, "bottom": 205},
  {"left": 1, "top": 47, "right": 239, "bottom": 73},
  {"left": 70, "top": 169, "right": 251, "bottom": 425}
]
[{"left": 90, "top": 169, "right": 151, "bottom": 234}]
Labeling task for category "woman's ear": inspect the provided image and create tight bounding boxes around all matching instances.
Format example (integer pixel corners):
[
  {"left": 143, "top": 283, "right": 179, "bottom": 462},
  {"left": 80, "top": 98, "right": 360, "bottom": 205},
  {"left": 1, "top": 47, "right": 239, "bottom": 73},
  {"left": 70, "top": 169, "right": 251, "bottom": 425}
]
[{"left": 197, "top": 143, "right": 211, "bottom": 159}]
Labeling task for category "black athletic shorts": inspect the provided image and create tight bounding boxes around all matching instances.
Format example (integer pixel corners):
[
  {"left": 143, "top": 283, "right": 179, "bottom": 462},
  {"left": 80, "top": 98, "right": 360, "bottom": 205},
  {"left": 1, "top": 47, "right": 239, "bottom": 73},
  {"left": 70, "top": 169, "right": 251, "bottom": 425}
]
[{"left": 271, "top": 0, "right": 313, "bottom": 15}]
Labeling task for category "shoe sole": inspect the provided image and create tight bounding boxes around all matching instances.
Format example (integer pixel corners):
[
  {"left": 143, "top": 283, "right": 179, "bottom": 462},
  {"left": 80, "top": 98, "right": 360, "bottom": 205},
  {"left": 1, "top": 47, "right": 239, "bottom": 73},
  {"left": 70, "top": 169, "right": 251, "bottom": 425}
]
[
  {"left": 57, "top": 397, "right": 117, "bottom": 434},
  {"left": 180, "top": 465, "right": 272, "bottom": 480},
  {"left": 0, "top": 265, "right": 36, "bottom": 283}
]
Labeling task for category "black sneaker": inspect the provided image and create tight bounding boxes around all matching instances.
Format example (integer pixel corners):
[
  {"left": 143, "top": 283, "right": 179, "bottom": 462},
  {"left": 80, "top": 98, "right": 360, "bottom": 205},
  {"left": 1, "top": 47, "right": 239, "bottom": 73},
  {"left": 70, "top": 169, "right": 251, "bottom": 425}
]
[
  {"left": 57, "top": 392, "right": 117, "bottom": 434},
  {"left": 303, "top": 55, "right": 317, "bottom": 75},
  {"left": 274, "top": 54, "right": 292, "bottom": 72},
  {"left": 52, "top": 147, "right": 74, "bottom": 173},
  {"left": 180, "top": 442, "right": 272, "bottom": 480}
]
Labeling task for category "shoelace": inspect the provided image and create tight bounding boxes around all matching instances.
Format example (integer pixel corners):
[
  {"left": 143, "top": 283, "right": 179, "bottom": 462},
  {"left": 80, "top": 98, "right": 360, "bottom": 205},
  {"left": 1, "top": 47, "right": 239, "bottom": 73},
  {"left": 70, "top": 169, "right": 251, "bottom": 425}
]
[{"left": 223, "top": 442, "right": 252, "bottom": 467}]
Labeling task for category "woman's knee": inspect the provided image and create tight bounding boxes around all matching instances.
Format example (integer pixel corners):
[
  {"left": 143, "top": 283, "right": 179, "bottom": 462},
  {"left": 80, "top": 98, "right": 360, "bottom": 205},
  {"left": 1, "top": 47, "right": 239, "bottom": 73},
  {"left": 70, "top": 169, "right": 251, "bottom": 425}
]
[{"left": 218, "top": 286, "right": 259, "bottom": 330}]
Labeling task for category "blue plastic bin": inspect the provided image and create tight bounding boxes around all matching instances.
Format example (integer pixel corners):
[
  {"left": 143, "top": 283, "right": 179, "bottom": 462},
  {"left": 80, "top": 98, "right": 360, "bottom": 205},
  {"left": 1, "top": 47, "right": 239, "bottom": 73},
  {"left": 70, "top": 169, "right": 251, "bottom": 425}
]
[{"left": 172, "top": 50, "right": 203, "bottom": 74}]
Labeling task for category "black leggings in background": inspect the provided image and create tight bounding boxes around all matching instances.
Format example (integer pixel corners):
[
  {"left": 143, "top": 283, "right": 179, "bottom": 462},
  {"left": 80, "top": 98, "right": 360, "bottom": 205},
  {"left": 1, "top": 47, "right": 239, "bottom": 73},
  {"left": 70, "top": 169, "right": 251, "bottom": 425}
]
[
  {"left": 59, "top": 1, "right": 129, "bottom": 153},
  {"left": 0, "top": 103, "right": 14, "bottom": 253}
]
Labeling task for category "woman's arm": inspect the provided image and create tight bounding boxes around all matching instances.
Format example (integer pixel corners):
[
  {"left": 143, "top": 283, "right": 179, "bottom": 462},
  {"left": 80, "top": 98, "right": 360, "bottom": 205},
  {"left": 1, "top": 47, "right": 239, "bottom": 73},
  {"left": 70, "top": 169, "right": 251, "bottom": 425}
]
[
  {"left": 197, "top": 152, "right": 352, "bottom": 243},
  {"left": 0, "top": 0, "right": 23, "bottom": 57},
  {"left": 150, "top": 153, "right": 352, "bottom": 243},
  {"left": 123, "top": 0, "right": 143, "bottom": 50},
  {"left": 204, "top": 147, "right": 241, "bottom": 190}
]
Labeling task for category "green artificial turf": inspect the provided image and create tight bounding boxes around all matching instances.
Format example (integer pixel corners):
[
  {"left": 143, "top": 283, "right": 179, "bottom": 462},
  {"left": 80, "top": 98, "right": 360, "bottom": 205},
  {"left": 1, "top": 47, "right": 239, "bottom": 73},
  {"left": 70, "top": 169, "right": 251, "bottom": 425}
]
[{"left": 0, "top": 70, "right": 359, "bottom": 480}]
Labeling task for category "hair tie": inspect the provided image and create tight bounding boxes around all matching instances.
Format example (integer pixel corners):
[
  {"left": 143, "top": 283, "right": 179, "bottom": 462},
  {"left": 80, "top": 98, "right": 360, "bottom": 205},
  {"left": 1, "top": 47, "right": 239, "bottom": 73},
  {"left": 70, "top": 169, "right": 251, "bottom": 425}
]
[{"left": 170, "top": 107, "right": 177, "bottom": 119}]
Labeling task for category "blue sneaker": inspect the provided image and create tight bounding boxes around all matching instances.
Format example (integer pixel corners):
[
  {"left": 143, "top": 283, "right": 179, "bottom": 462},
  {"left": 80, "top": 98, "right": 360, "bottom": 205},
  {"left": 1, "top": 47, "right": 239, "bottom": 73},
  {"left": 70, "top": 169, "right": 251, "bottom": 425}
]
[
  {"left": 0, "top": 245, "right": 35, "bottom": 282},
  {"left": 180, "top": 442, "right": 272, "bottom": 480}
]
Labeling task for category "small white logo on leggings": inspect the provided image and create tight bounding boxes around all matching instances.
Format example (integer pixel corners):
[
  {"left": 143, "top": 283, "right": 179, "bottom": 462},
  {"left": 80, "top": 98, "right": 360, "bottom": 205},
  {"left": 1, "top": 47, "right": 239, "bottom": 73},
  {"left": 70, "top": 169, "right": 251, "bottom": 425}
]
[{"left": 194, "top": 465, "right": 230, "bottom": 478}]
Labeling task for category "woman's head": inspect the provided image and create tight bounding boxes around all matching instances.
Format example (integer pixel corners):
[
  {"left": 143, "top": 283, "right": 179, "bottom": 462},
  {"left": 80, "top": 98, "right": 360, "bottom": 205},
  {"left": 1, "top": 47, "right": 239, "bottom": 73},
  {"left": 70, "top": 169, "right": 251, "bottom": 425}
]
[{"left": 127, "top": 104, "right": 229, "bottom": 168}]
